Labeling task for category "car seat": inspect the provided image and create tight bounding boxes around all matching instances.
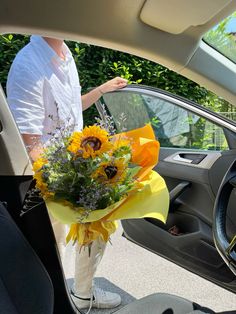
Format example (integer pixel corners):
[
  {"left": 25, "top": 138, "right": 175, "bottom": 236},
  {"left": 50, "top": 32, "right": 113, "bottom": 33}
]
[{"left": 0, "top": 201, "right": 215, "bottom": 314}]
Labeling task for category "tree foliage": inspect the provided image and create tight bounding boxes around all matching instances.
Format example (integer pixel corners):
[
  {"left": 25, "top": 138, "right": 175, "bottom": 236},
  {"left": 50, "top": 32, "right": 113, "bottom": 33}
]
[
  {"left": 204, "top": 12, "right": 236, "bottom": 63},
  {"left": 0, "top": 32, "right": 235, "bottom": 126}
]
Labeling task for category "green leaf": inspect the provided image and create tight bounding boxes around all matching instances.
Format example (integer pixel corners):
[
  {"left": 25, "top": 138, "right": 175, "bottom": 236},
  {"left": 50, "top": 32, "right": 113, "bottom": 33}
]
[{"left": 127, "top": 166, "right": 141, "bottom": 178}]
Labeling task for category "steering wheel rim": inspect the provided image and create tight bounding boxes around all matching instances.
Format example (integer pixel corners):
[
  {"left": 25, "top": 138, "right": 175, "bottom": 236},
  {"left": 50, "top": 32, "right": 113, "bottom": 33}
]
[{"left": 213, "top": 159, "right": 236, "bottom": 276}]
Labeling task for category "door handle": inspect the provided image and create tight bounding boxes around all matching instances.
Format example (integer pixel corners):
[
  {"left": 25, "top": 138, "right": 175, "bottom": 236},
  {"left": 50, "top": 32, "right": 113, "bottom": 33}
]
[{"left": 173, "top": 154, "right": 192, "bottom": 163}]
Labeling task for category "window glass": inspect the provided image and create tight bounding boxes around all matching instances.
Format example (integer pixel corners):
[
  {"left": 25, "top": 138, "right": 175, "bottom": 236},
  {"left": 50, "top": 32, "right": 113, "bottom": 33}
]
[
  {"left": 203, "top": 12, "right": 236, "bottom": 64},
  {"left": 102, "top": 91, "right": 228, "bottom": 151}
]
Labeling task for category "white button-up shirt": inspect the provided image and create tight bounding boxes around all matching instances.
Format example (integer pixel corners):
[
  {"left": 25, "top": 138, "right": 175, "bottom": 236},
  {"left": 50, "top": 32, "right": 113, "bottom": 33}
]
[{"left": 7, "top": 35, "right": 83, "bottom": 143}]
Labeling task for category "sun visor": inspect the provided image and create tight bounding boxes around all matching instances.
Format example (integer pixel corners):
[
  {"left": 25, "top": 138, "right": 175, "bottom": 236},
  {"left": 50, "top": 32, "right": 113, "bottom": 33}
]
[{"left": 140, "top": 0, "right": 232, "bottom": 34}]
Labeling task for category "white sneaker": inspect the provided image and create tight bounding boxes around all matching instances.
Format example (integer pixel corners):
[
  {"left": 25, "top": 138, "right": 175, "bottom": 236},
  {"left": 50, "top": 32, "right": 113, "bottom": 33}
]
[{"left": 71, "top": 286, "right": 121, "bottom": 309}]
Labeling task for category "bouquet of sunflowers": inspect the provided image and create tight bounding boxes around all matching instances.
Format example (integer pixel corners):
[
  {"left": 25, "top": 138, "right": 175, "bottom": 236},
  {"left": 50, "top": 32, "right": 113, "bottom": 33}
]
[{"left": 33, "top": 122, "right": 169, "bottom": 246}]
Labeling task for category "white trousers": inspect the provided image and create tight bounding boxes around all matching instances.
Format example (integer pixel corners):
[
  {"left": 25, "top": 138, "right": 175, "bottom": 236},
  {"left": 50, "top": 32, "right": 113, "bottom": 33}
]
[
  {"left": 74, "top": 237, "right": 106, "bottom": 298},
  {"left": 50, "top": 217, "right": 67, "bottom": 258},
  {"left": 50, "top": 217, "right": 106, "bottom": 298}
]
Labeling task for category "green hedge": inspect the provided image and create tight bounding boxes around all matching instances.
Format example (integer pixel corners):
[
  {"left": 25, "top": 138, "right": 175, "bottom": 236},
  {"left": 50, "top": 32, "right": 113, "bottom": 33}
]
[{"left": 0, "top": 34, "right": 233, "bottom": 126}]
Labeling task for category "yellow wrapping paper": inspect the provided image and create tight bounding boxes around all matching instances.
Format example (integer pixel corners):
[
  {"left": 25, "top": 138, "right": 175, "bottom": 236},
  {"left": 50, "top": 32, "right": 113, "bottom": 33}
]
[
  {"left": 46, "top": 124, "right": 169, "bottom": 245},
  {"left": 66, "top": 221, "right": 119, "bottom": 246},
  {"left": 114, "top": 124, "right": 160, "bottom": 180}
]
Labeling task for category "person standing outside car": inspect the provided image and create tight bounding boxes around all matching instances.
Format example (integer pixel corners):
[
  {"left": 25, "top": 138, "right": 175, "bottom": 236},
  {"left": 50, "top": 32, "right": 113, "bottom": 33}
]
[{"left": 7, "top": 35, "right": 127, "bottom": 310}]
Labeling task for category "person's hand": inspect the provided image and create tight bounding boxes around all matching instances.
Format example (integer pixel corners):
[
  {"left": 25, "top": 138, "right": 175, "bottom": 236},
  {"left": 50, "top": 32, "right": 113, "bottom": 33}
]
[{"left": 98, "top": 77, "right": 128, "bottom": 94}]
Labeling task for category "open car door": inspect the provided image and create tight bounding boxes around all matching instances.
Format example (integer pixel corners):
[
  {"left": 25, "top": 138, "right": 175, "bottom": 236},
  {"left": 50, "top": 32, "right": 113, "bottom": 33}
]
[{"left": 95, "top": 85, "right": 236, "bottom": 293}]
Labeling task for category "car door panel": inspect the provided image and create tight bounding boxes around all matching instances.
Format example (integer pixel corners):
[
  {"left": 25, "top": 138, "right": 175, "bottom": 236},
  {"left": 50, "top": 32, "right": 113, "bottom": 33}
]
[
  {"left": 121, "top": 217, "right": 235, "bottom": 282},
  {"left": 123, "top": 149, "right": 236, "bottom": 289},
  {"left": 96, "top": 85, "right": 236, "bottom": 293}
]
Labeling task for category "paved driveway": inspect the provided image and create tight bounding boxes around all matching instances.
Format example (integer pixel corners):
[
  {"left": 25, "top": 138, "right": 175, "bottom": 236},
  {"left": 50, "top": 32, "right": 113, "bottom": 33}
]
[{"left": 63, "top": 223, "right": 236, "bottom": 314}]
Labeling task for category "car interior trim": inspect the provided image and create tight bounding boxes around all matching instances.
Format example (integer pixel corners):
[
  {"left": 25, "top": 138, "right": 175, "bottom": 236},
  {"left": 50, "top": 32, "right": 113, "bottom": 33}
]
[
  {"left": 1, "top": 0, "right": 236, "bottom": 105},
  {"left": 0, "top": 87, "right": 32, "bottom": 176},
  {"left": 164, "top": 152, "right": 222, "bottom": 169},
  {"left": 140, "top": 0, "right": 231, "bottom": 34}
]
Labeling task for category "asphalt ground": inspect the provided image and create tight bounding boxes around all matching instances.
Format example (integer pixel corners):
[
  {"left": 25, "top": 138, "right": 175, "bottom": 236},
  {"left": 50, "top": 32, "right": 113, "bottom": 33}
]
[{"left": 63, "top": 223, "right": 236, "bottom": 314}]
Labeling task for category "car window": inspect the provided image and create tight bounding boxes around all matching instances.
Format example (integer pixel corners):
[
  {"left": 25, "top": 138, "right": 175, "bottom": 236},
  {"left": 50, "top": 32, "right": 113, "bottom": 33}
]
[
  {"left": 203, "top": 12, "right": 236, "bottom": 64},
  {"left": 101, "top": 90, "right": 228, "bottom": 151}
]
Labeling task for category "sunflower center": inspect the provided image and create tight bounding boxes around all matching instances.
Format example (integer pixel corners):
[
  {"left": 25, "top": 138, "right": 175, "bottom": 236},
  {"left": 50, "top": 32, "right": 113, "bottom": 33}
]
[
  {"left": 104, "top": 166, "right": 118, "bottom": 179},
  {"left": 81, "top": 136, "right": 102, "bottom": 151}
]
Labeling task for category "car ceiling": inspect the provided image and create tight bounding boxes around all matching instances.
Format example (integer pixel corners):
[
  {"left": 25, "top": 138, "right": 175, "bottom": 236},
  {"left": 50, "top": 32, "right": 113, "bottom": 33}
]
[{"left": 0, "top": 0, "right": 236, "bottom": 104}]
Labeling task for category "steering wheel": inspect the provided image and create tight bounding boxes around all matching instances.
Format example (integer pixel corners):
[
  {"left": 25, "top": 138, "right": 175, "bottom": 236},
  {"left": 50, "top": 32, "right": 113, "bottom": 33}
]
[{"left": 213, "top": 159, "right": 236, "bottom": 276}]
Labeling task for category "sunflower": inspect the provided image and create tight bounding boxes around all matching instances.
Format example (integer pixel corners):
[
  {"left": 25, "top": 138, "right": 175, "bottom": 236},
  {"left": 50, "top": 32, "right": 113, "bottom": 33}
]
[
  {"left": 67, "top": 126, "right": 113, "bottom": 158},
  {"left": 93, "top": 158, "right": 128, "bottom": 184},
  {"left": 32, "top": 157, "right": 53, "bottom": 198},
  {"left": 66, "top": 131, "right": 81, "bottom": 155},
  {"left": 32, "top": 157, "right": 48, "bottom": 172},
  {"left": 112, "top": 138, "right": 131, "bottom": 157},
  {"left": 33, "top": 171, "right": 48, "bottom": 196}
]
